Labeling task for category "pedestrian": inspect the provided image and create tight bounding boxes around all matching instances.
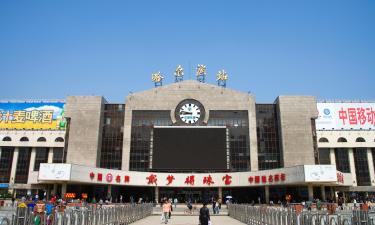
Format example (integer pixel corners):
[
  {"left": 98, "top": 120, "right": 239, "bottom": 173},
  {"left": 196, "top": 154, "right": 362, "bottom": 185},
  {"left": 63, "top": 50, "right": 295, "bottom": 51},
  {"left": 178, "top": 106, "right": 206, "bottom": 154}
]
[
  {"left": 173, "top": 197, "right": 178, "bottom": 208},
  {"left": 199, "top": 202, "right": 211, "bottom": 225},
  {"left": 212, "top": 200, "right": 216, "bottom": 214},
  {"left": 162, "top": 199, "right": 171, "bottom": 224},
  {"left": 214, "top": 200, "right": 220, "bottom": 214},
  {"left": 119, "top": 195, "right": 123, "bottom": 203},
  {"left": 169, "top": 199, "right": 173, "bottom": 219}
]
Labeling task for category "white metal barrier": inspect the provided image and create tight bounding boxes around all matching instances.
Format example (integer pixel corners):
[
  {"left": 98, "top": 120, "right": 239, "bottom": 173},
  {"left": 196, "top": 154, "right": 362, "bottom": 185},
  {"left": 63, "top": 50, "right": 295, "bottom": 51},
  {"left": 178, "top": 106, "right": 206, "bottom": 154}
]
[
  {"left": 0, "top": 203, "right": 153, "bottom": 225},
  {"left": 228, "top": 204, "right": 375, "bottom": 225}
]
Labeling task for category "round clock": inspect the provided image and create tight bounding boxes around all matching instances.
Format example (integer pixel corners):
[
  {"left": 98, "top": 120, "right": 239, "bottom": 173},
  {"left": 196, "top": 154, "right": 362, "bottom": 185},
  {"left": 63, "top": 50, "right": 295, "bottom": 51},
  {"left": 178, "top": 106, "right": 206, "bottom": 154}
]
[{"left": 175, "top": 99, "right": 205, "bottom": 125}]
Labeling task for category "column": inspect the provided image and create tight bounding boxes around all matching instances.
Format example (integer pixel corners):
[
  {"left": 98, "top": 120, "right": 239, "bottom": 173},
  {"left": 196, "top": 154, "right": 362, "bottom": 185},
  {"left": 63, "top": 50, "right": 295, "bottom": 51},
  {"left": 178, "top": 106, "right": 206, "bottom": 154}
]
[
  {"left": 155, "top": 187, "right": 159, "bottom": 204},
  {"left": 9, "top": 147, "right": 19, "bottom": 184},
  {"left": 107, "top": 185, "right": 112, "bottom": 200},
  {"left": 348, "top": 148, "right": 357, "bottom": 186},
  {"left": 308, "top": 184, "right": 314, "bottom": 201},
  {"left": 330, "top": 148, "right": 336, "bottom": 165},
  {"left": 0, "top": 147, "right": 2, "bottom": 160},
  {"left": 29, "top": 147, "right": 37, "bottom": 172},
  {"left": 47, "top": 148, "right": 53, "bottom": 163},
  {"left": 367, "top": 148, "right": 375, "bottom": 186},
  {"left": 52, "top": 184, "right": 58, "bottom": 196},
  {"left": 218, "top": 187, "right": 223, "bottom": 201},
  {"left": 265, "top": 186, "right": 270, "bottom": 204},
  {"left": 61, "top": 183, "right": 67, "bottom": 196},
  {"left": 320, "top": 186, "right": 326, "bottom": 201}
]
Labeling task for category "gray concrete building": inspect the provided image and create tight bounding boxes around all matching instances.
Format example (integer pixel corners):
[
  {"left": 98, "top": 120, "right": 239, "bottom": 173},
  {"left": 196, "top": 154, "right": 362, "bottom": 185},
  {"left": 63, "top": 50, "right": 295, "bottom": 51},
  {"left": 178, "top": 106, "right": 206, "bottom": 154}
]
[{"left": 0, "top": 80, "right": 373, "bottom": 203}]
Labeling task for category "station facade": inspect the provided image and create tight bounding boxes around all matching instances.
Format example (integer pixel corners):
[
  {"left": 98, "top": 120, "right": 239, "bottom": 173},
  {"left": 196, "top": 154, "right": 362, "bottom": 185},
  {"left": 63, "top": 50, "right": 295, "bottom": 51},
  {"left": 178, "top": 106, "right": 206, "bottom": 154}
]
[{"left": 0, "top": 80, "right": 374, "bottom": 203}]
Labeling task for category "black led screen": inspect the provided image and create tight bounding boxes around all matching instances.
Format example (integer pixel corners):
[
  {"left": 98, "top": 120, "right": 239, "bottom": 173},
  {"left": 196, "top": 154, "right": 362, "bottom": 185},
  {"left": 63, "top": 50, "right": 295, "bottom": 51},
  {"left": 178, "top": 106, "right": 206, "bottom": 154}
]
[{"left": 152, "top": 128, "right": 227, "bottom": 171}]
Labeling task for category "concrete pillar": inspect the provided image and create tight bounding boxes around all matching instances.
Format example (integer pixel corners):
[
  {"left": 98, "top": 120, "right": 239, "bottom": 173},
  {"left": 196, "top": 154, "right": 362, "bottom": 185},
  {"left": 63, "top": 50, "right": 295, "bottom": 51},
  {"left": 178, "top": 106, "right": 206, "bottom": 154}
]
[
  {"left": 330, "top": 148, "right": 336, "bottom": 165},
  {"left": 265, "top": 186, "right": 270, "bottom": 204},
  {"left": 47, "top": 148, "right": 53, "bottom": 163},
  {"left": 61, "top": 183, "right": 67, "bottom": 196},
  {"left": 0, "top": 147, "right": 2, "bottom": 160},
  {"left": 367, "top": 148, "right": 375, "bottom": 186},
  {"left": 9, "top": 147, "right": 19, "bottom": 184},
  {"left": 52, "top": 184, "right": 58, "bottom": 196},
  {"left": 28, "top": 147, "right": 37, "bottom": 172},
  {"left": 348, "top": 148, "right": 357, "bottom": 186},
  {"left": 155, "top": 187, "right": 159, "bottom": 204},
  {"left": 308, "top": 184, "right": 314, "bottom": 201},
  {"left": 330, "top": 187, "right": 335, "bottom": 202},
  {"left": 321, "top": 186, "right": 326, "bottom": 201},
  {"left": 218, "top": 187, "right": 223, "bottom": 201}
]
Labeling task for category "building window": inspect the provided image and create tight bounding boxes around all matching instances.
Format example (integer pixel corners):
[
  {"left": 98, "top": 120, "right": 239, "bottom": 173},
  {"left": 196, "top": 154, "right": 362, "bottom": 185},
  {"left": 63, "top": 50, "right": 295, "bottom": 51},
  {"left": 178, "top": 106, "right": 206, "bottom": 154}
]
[
  {"left": 356, "top": 137, "right": 366, "bottom": 142},
  {"left": 100, "top": 104, "right": 125, "bottom": 170},
  {"left": 34, "top": 148, "right": 49, "bottom": 171},
  {"left": 2, "top": 136, "right": 11, "bottom": 141},
  {"left": 20, "top": 137, "right": 29, "bottom": 142},
  {"left": 52, "top": 148, "right": 64, "bottom": 163},
  {"left": 256, "top": 104, "right": 281, "bottom": 170},
  {"left": 130, "top": 110, "right": 172, "bottom": 172},
  {"left": 318, "top": 148, "right": 330, "bottom": 164},
  {"left": 209, "top": 110, "right": 250, "bottom": 172},
  {"left": 318, "top": 137, "right": 329, "bottom": 143},
  {"left": 337, "top": 137, "right": 347, "bottom": 142},
  {"left": 0, "top": 147, "right": 14, "bottom": 183},
  {"left": 335, "top": 148, "right": 350, "bottom": 173},
  {"left": 55, "top": 137, "right": 64, "bottom": 142},
  {"left": 15, "top": 147, "right": 31, "bottom": 184},
  {"left": 37, "top": 137, "right": 46, "bottom": 142},
  {"left": 353, "top": 148, "right": 371, "bottom": 186}
]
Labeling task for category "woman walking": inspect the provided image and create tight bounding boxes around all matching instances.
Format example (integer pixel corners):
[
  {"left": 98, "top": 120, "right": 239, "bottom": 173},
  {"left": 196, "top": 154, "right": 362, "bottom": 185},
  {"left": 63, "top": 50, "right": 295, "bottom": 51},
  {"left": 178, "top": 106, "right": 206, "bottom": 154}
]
[
  {"left": 199, "top": 202, "right": 211, "bottom": 225},
  {"left": 162, "top": 199, "right": 171, "bottom": 224}
]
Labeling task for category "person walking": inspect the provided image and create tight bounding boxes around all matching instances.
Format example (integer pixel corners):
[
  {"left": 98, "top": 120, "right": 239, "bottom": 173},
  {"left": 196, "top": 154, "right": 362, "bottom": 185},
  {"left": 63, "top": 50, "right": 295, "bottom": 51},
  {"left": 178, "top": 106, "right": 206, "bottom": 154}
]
[
  {"left": 199, "top": 202, "right": 211, "bottom": 225},
  {"left": 162, "top": 199, "right": 171, "bottom": 224}
]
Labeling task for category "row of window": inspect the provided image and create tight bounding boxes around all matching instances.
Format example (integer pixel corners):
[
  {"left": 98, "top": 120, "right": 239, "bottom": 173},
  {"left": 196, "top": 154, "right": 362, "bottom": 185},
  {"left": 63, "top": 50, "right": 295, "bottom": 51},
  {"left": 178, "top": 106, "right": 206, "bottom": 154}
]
[
  {"left": 0, "top": 147, "right": 65, "bottom": 184},
  {"left": 318, "top": 137, "right": 372, "bottom": 143},
  {"left": 318, "top": 148, "right": 375, "bottom": 186},
  {"left": 1, "top": 136, "right": 64, "bottom": 142}
]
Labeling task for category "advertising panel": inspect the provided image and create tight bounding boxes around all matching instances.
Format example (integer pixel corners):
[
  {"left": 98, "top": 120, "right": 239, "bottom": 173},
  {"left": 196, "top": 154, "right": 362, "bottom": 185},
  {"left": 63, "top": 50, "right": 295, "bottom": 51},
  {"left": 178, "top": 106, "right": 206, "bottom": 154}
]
[
  {"left": 38, "top": 164, "right": 71, "bottom": 181},
  {"left": 316, "top": 103, "right": 375, "bottom": 130},
  {"left": 304, "top": 165, "right": 337, "bottom": 182},
  {"left": 0, "top": 102, "right": 66, "bottom": 130}
]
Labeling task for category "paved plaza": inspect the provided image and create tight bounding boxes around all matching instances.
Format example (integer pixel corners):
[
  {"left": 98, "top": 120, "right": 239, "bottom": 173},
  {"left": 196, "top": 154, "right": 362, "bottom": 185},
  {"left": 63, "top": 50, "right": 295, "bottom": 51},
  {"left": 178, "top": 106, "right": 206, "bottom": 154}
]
[{"left": 131, "top": 215, "right": 245, "bottom": 225}]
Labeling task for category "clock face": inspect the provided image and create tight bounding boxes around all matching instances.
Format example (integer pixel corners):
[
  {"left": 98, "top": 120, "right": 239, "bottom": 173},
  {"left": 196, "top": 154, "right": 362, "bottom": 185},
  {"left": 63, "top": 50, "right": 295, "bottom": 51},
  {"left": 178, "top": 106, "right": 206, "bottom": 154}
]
[{"left": 179, "top": 103, "right": 201, "bottom": 124}]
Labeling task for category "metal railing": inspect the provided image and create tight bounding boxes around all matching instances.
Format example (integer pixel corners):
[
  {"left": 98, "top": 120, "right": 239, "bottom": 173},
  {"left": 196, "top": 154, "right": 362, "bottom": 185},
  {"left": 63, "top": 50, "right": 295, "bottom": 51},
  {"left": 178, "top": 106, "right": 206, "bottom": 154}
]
[
  {"left": 228, "top": 204, "right": 375, "bottom": 225},
  {"left": 0, "top": 203, "right": 152, "bottom": 225}
]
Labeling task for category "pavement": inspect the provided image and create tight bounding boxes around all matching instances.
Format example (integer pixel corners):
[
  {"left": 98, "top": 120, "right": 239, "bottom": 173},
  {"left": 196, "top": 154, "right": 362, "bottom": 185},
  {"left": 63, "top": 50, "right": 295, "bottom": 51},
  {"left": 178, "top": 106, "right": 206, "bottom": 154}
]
[
  {"left": 153, "top": 204, "right": 228, "bottom": 216},
  {"left": 131, "top": 205, "right": 244, "bottom": 225},
  {"left": 130, "top": 215, "right": 246, "bottom": 225}
]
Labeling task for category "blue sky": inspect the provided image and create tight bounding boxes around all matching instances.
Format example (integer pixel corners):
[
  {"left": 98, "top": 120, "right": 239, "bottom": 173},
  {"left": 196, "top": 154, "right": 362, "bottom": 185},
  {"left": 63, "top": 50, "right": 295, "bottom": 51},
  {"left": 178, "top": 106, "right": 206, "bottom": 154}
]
[{"left": 0, "top": 1, "right": 374, "bottom": 103}]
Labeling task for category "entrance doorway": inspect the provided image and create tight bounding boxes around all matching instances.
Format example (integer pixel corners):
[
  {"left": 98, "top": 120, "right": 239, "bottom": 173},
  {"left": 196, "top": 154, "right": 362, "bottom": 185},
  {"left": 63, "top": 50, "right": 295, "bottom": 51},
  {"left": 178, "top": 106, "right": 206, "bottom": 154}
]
[{"left": 159, "top": 187, "right": 218, "bottom": 203}]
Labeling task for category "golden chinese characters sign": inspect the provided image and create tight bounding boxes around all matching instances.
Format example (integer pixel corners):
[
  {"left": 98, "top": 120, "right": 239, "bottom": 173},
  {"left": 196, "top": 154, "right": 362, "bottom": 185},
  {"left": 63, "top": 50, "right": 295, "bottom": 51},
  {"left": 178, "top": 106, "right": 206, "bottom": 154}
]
[{"left": 0, "top": 102, "right": 66, "bottom": 130}]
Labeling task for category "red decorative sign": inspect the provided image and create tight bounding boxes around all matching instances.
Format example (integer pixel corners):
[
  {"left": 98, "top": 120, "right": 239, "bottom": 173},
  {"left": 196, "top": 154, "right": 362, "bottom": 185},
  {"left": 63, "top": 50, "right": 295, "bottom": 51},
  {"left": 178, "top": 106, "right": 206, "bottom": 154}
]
[
  {"left": 248, "top": 173, "right": 286, "bottom": 184},
  {"left": 106, "top": 173, "right": 113, "bottom": 182},
  {"left": 203, "top": 175, "right": 214, "bottom": 185},
  {"left": 185, "top": 175, "right": 195, "bottom": 185},
  {"left": 166, "top": 175, "right": 175, "bottom": 185},
  {"left": 222, "top": 174, "right": 232, "bottom": 185},
  {"left": 89, "top": 172, "right": 95, "bottom": 179},
  {"left": 337, "top": 172, "right": 344, "bottom": 184},
  {"left": 116, "top": 175, "right": 121, "bottom": 183},
  {"left": 97, "top": 173, "right": 103, "bottom": 181},
  {"left": 339, "top": 107, "right": 375, "bottom": 125},
  {"left": 124, "top": 175, "right": 130, "bottom": 183},
  {"left": 146, "top": 174, "right": 157, "bottom": 185}
]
